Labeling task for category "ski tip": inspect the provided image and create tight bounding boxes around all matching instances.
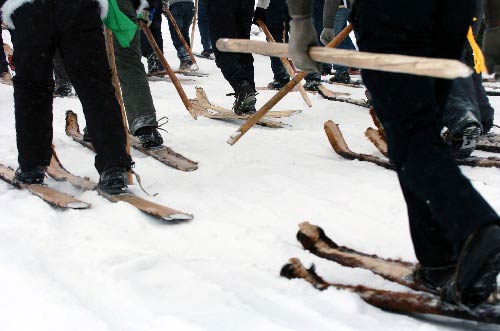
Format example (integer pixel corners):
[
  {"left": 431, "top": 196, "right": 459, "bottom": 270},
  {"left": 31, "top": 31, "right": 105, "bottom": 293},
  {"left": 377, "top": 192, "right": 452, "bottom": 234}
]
[
  {"left": 67, "top": 201, "right": 91, "bottom": 209},
  {"left": 162, "top": 213, "right": 194, "bottom": 222}
]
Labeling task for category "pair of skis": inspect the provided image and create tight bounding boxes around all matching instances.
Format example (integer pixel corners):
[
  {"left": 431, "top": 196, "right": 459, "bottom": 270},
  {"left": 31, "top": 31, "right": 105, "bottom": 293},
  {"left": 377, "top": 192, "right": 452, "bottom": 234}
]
[
  {"left": 0, "top": 110, "right": 196, "bottom": 221},
  {"left": 281, "top": 222, "right": 500, "bottom": 324}
]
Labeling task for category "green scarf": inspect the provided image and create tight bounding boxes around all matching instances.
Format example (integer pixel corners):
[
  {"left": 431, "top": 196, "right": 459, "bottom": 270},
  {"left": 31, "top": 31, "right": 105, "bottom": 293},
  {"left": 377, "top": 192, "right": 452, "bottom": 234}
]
[{"left": 103, "top": 0, "right": 138, "bottom": 47}]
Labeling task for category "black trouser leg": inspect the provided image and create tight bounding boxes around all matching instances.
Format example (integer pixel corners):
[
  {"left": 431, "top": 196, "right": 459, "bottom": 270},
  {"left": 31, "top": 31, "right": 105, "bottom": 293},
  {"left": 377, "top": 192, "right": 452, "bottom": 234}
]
[
  {"left": 140, "top": 0, "right": 163, "bottom": 59},
  {"left": 57, "top": 0, "right": 132, "bottom": 172},
  {"left": 267, "top": 0, "right": 290, "bottom": 82},
  {"left": 352, "top": 0, "right": 499, "bottom": 267},
  {"left": 11, "top": 2, "right": 56, "bottom": 170},
  {"left": 208, "top": 0, "right": 255, "bottom": 91}
]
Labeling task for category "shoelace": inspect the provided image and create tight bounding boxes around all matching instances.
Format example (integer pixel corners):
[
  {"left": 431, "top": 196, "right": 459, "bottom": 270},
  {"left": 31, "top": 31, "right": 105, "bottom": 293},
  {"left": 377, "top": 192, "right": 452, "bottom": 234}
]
[{"left": 156, "top": 116, "right": 169, "bottom": 134}]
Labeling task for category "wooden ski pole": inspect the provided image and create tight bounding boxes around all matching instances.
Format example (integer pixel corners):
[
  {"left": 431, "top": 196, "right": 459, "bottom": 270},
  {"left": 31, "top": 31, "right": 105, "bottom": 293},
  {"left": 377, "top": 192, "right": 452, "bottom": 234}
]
[
  {"left": 139, "top": 21, "right": 197, "bottom": 119},
  {"left": 105, "top": 28, "right": 133, "bottom": 184},
  {"left": 217, "top": 31, "right": 473, "bottom": 79},
  {"left": 190, "top": 0, "right": 198, "bottom": 48},
  {"left": 162, "top": 4, "right": 199, "bottom": 69},
  {"left": 226, "top": 24, "right": 354, "bottom": 146},
  {"left": 257, "top": 20, "right": 311, "bottom": 108}
]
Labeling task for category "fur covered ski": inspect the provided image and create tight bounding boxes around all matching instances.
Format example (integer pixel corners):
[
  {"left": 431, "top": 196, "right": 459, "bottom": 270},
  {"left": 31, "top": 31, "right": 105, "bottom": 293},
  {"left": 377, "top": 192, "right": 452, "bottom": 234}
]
[
  {"left": 325, "top": 121, "right": 500, "bottom": 169},
  {"left": 47, "top": 150, "right": 193, "bottom": 222},
  {"left": 189, "top": 87, "right": 300, "bottom": 128},
  {"left": 193, "top": 52, "right": 215, "bottom": 60},
  {"left": 3, "top": 43, "right": 15, "bottom": 71},
  {"left": 65, "top": 111, "right": 198, "bottom": 172},
  {"left": 280, "top": 258, "right": 500, "bottom": 324},
  {"left": 477, "top": 133, "right": 500, "bottom": 154},
  {"left": 322, "top": 79, "right": 364, "bottom": 89},
  {"left": 317, "top": 85, "right": 370, "bottom": 108},
  {"left": 0, "top": 164, "right": 90, "bottom": 210}
]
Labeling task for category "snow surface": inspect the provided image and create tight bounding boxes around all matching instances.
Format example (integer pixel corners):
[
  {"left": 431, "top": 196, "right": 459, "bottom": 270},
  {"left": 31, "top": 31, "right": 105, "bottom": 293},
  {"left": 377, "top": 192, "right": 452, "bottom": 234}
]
[{"left": 1, "top": 24, "right": 500, "bottom": 331}]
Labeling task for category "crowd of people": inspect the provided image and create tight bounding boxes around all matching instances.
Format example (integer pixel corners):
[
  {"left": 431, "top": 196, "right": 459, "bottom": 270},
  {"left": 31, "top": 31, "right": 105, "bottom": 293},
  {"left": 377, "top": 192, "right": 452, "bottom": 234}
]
[{"left": 1, "top": 0, "right": 500, "bottom": 312}]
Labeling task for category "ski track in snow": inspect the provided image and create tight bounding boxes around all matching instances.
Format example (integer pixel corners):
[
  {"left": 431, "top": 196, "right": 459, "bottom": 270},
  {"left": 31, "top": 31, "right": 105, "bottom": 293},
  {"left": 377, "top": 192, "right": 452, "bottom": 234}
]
[{"left": 1, "top": 26, "right": 500, "bottom": 331}]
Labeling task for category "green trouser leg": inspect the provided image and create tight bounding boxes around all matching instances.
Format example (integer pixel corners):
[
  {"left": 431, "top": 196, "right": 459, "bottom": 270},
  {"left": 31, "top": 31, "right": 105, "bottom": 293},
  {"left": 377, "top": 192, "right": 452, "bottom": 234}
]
[{"left": 113, "top": 0, "right": 158, "bottom": 135}]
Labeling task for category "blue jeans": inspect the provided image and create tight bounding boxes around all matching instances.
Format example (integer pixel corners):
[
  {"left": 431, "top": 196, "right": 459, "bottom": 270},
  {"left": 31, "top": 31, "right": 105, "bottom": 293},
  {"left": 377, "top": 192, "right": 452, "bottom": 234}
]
[
  {"left": 197, "top": 0, "right": 212, "bottom": 51},
  {"left": 266, "top": 0, "right": 290, "bottom": 82},
  {"left": 168, "top": 2, "right": 195, "bottom": 62},
  {"left": 332, "top": 7, "right": 355, "bottom": 75}
]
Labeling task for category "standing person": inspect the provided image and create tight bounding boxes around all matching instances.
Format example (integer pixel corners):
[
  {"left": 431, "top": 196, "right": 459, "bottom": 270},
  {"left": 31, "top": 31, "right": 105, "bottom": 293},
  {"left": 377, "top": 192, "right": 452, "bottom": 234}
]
[
  {"left": 287, "top": 0, "right": 500, "bottom": 306},
  {"left": 140, "top": 0, "right": 165, "bottom": 74},
  {"left": 53, "top": 50, "right": 74, "bottom": 97},
  {"left": 321, "top": 0, "right": 356, "bottom": 83},
  {"left": 482, "top": 0, "right": 500, "bottom": 79},
  {"left": 197, "top": 0, "right": 213, "bottom": 58},
  {"left": 1, "top": 0, "right": 133, "bottom": 193},
  {"left": 165, "top": 0, "right": 195, "bottom": 70},
  {"left": 207, "top": 0, "right": 265, "bottom": 114}
]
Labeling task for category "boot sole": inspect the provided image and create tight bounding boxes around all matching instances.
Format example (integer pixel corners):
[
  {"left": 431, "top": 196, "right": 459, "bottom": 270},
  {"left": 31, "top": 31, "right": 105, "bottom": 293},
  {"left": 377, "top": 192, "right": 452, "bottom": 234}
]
[{"left": 454, "top": 125, "right": 481, "bottom": 159}]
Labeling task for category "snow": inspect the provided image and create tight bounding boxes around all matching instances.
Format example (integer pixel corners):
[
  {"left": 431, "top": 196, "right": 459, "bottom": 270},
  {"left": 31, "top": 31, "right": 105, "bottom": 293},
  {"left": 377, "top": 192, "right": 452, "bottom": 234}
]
[{"left": 1, "top": 25, "right": 500, "bottom": 331}]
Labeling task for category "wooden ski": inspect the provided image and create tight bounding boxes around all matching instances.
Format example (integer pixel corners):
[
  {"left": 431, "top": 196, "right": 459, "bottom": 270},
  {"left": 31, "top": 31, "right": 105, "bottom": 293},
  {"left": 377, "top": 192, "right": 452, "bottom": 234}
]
[
  {"left": 47, "top": 151, "right": 193, "bottom": 222},
  {"left": 317, "top": 85, "right": 369, "bottom": 108},
  {"left": 0, "top": 164, "right": 90, "bottom": 210},
  {"left": 189, "top": 87, "right": 300, "bottom": 128},
  {"left": 65, "top": 111, "right": 198, "bottom": 172}
]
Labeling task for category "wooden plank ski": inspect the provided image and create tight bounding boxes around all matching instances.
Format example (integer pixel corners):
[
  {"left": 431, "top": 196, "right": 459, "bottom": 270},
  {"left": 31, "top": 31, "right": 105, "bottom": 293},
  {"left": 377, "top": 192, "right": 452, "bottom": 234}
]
[
  {"left": 324, "top": 120, "right": 394, "bottom": 170},
  {"left": 256, "top": 86, "right": 317, "bottom": 94},
  {"left": 189, "top": 87, "right": 300, "bottom": 128},
  {"left": 193, "top": 52, "right": 215, "bottom": 60},
  {"left": 281, "top": 258, "right": 500, "bottom": 325},
  {"left": 365, "top": 127, "right": 388, "bottom": 156},
  {"left": 65, "top": 111, "right": 198, "bottom": 172},
  {"left": 477, "top": 133, "right": 500, "bottom": 153},
  {"left": 47, "top": 151, "right": 193, "bottom": 222},
  {"left": 323, "top": 79, "right": 364, "bottom": 89},
  {"left": 325, "top": 121, "right": 500, "bottom": 170},
  {"left": 317, "top": 85, "right": 370, "bottom": 108},
  {"left": 0, "top": 164, "right": 90, "bottom": 210}
]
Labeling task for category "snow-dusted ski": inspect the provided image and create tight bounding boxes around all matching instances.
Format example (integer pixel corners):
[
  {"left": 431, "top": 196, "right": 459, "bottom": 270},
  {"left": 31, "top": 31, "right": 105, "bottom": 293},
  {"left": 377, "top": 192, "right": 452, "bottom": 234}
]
[
  {"left": 280, "top": 258, "right": 500, "bottom": 325},
  {"left": 47, "top": 150, "right": 193, "bottom": 222},
  {"left": 317, "top": 85, "right": 370, "bottom": 108},
  {"left": 325, "top": 120, "right": 500, "bottom": 169},
  {"left": 193, "top": 52, "right": 215, "bottom": 60},
  {"left": 189, "top": 87, "right": 300, "bottom": 128},
  {"left": 0, "top": 164, "right": 90, "bottom": 210},
  {"left": 65, "top": 111, "right": 198, "bottom": 172},
  {"left": 477, "top": 132, "right": 500, "bottom": 153},
  {"left": 322, "top": 79, "right": 364, "bottom": 89}
]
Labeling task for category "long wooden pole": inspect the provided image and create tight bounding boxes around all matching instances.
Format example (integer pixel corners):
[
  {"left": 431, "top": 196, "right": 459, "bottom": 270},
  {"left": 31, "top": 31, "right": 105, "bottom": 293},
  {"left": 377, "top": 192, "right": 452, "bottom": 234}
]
[
  {"left": 105, "top": 28, "right": 133, "bottom": 184},
  {"left": 257, "top": 20, "right": 311, "bottom": 108},
  {"left": 190, "top": 0, "right": 198, "bottom": 48},
  {"left": 226, "top": 24, "right": 354, "bottom": 146},
  {"left": 139, "top": 21, "right": 197, "bottom": 119},
  {"left": 162, "top": 4, "right": 198, "bottom": 69}
]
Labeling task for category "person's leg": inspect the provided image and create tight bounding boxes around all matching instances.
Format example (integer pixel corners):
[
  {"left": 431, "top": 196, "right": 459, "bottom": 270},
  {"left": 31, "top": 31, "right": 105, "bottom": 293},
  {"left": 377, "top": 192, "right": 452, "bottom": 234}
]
[
  {"left": 58, "top": 0, "right": 132, "bottom": 173},
  {"left": 11, "top": 2, "right": 55, "bottom": 171},
  {"left": 353, "top": 0, "right": 499, "bottom": 269},
  {"left": 168, "top": 3, "right": 190, "bottom": 63},
  {"left": 331, "top": 7, "right": 350, "bottom": 77},
  {"left": 180, "top": 2, "right": 195, "bottom": 49},
  {"left": 235, "top": 0, "right": 256, "bottom": 88},
  {"left": 53, "top": 50, "right": 74, "bottom": 96},
  {"left": 112, "top": 0, "right": 158, "bottom": 135},
  {"left": 267, "top": 0, "right": 290, "bottom": 84},
  {"left": 197, "top": 0, "right": 213, "bottom": 52},
  {"left": 208, "top": 0, "right": 254, "bottom": 91},
  {"left": 473, "top": 72, "right": 495, "bottom": 132}
]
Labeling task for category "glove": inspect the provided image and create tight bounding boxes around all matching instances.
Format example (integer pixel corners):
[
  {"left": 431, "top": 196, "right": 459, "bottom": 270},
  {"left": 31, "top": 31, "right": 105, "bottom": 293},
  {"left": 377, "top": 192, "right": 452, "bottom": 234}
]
[
  {"left": 289, "top": 17, "right": 320, "bottom": 72},
  {"left": 483, "top": 26, "right": 500, "bottom": 77},
  {"left": 320, "top": 28, "right": 335, "bottom": 45},
  {"left": 137, "top": 8, "right": 153, "bottom": 27},
  {"left": 253, "top": 7, "right": 267, "bottom": 26}
]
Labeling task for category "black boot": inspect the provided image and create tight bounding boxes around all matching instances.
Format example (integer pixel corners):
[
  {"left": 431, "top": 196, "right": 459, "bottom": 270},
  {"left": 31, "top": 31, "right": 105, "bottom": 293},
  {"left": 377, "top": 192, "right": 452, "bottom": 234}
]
[
  {"left": 135, "top": 126, "right": 163, "bottom": 149},
  {"left": 147, "top": 54, "right": 164, "bottom": 74},
  {"left": 413, "top": 264, "right": 456, "bottom": 292},
  {"left": 267, "top": 78, "right": 289, "bottom": 90},
  {"left": 233, "top": 81, "right": 257, "bottom": 115},
  {"left": 179, "top": 60, "right": 193, "bottom": 71},
  {"left": 14, "top": 166, "right": 46, "bottom": 185},
  {"left": 54, "top": 84, "right": 73, "bottom": 97},
  {"left": 441, "top": 224, "right": 500, "bottom": 305},
  {"left": 448, "top": 123, "right": 482, "bottom": 159},
  {"left": 200, "top": 49, "right": 214, "bottom": 58},
  {"left": 98, "top": 166, "right": 128, "bottom": 195},
  {"left": 329, "top": 71, "right": 351, "bottom": 84},
  {"left": 303, "top": 80, "right": 321, "bottom": 91}
]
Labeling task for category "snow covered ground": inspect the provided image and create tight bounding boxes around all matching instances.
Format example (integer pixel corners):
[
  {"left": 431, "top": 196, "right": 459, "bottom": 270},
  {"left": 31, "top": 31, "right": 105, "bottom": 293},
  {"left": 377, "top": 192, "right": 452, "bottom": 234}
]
[{"left": 1, "top": 24, "right": 500, "bottom": 331}]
